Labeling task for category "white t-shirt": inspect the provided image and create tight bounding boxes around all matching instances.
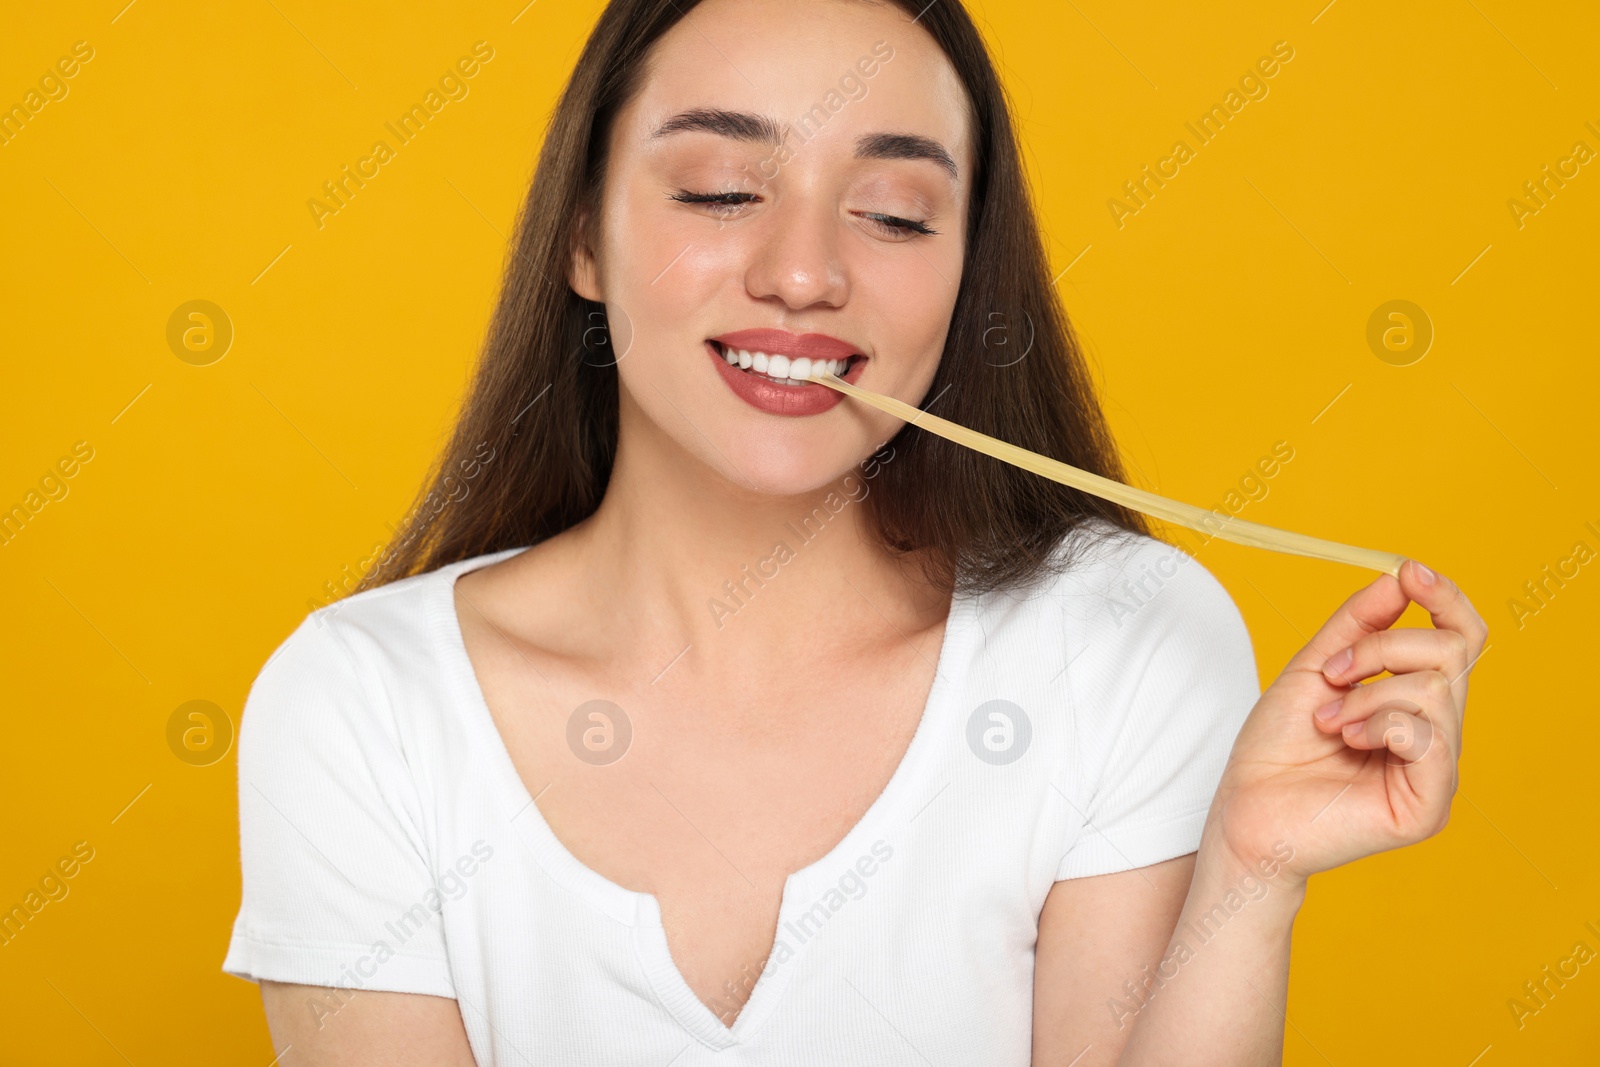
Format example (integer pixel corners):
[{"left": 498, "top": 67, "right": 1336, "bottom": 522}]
[{"left": 223, "top": 518, "right": 1259, "bottom": 1065}]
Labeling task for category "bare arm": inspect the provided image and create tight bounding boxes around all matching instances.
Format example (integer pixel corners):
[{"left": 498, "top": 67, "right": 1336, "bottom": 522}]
[
  {"left": 1033, "top": 836, "right": 1301, "bottom": 1067},
  {"left": 1035, "top": 560, "right": 1483, "bottom": 1066},
  {"left": 1114, "top": 833, "right": 1301, "bottom": 1065},
  {"left": 260, "top": 981, "right": 478, "bottom": 1066},
  {"left": 1032, "top": 853, "right": 1196, "bottom": 1065}
]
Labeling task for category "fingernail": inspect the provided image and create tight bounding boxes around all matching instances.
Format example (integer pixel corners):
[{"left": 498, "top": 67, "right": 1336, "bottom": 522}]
[
  {"left": 1342, "top": 720, "right": 1364, "bottom": 741},
  {"left": 1315, "top": 698, "right": 1344, "bottom": 722},
  {"left": 1413, "top": 560, "right": 1437, "bottom": 585},
  {"left": 1323, "top": 647, "right": 1353, "bottom": 677}
]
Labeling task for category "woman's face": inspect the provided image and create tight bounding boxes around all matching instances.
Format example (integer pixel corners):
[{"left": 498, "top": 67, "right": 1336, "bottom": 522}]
[{"left": 571, "top": 0, "right": 972, "bottom": 496}]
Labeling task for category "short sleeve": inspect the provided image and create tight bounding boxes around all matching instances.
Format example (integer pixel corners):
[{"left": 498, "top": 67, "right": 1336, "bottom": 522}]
[
  {"left": 222, "top": 612, "right": 455, "bottom": 997},
  {"left": 1054, "top": 544, "right": 1260, "bottom": 881}
]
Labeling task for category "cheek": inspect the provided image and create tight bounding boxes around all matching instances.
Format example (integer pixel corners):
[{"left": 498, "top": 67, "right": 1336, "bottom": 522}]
[
  {"left": 605, "top": 180, "right": 747, "bottom": 296},
  {"left": 600, "top": 195, "right": 723, "bottom": 369},
  {"left": 852, "top": 249, "right": 961, "bottom": 362},
  {"left": 607, "top": 245, "right": 736, "bottom": 377}
]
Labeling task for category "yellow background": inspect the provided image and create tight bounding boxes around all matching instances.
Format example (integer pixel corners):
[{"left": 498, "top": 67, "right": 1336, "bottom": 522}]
[{"left": 2, "top": 0, "right": 1595, "bottom": 1062}]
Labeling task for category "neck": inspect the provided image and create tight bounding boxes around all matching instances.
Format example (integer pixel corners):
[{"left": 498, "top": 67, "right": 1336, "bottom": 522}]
[{"left": 569, "top": 399, "right": 949, "bottom": 670}]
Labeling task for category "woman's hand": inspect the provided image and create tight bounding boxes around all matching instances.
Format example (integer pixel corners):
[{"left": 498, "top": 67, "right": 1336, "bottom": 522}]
[{"left": 1205, "top": 559, "right": 1488, "bottom": 886}]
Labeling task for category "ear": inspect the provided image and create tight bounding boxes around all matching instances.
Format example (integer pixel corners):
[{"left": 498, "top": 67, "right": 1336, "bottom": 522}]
[{"left": 567, "top": 206, "right": 604, "bottom": 302}]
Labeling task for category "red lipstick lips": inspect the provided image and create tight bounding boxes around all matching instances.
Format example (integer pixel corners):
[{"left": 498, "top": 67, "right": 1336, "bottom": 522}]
[
  {"left": 707, "top": 329, "right": 867, "bottom": 417},
  {"left": 711, "top": 329, "right": 860, "bottom": 363}
]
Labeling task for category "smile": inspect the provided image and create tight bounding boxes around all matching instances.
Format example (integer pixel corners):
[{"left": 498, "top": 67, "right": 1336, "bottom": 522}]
[
  {"left": 714, "top": 344, "right": 863, "bottom": 386},
  {"left": 705, "top": 329, "right": 870, "bottom": 417}
]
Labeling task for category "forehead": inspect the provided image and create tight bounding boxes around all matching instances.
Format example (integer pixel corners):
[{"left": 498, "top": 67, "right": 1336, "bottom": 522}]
[{"left": 620, "top": 0, "right": 971, "bottom": 180}]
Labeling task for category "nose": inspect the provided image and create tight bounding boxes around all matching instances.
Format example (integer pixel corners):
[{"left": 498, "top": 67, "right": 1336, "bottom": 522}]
[{"left": 743, "top": 197, "right": 850, "bottom": 311}]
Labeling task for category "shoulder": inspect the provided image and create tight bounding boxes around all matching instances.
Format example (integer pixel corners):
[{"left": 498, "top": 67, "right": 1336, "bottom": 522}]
[
  {"left": 237, "top": 599, "right": 412, "bottom": 780},
  {"left": 1025, "top": 524, "right": 1261, "bottom": 856},
  {"left": 241, "top": 548, "right": 519, "bottom": 758},
  {"left": 258, "top": 545, "right": 526, "bottom": 691},
  {"left": 285, "top": 562, "right": 445, "bottom": 669},
  {"left": 246, "top": 576, "right": 425, "bottom": 734},
  {"left": 1040, "top": 521, "right": 1259, "bottom": 738},
  {"left": 983, "top": 517, "right": 1250, "bottom": 657},
  {"left": 959, "top": 519, "right": 1259, "bottom": 759}
]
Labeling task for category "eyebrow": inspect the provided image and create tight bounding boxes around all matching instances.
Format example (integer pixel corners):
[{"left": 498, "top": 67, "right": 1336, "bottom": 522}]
[
  {"left": 855, "top": 131, "right": 958, "bottom": 179},
  {"left": 652, "top": 108, "right": 785, "bottom": 145},
  {"left": 650, "top": 108, "right": 959, "bottom": 179}
]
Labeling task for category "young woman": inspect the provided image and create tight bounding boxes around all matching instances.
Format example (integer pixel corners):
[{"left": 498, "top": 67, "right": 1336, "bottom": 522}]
[{"left": 223, "top": 0, "right": 1486, "bottom": 1063}]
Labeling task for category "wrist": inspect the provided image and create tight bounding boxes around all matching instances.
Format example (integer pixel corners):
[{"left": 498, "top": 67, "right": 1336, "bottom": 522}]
[{"left": 1191, "top": 824, "right": 1308, "bottom": 921}]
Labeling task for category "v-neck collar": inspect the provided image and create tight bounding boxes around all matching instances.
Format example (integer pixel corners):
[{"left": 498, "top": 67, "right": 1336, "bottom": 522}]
[{"left": 426, "top": 546, "right": 981, "bottom": 1049}]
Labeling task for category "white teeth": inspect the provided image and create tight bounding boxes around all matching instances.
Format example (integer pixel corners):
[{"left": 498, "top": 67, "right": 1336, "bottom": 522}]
[{"left": 719, "top": 347, "right": 855, "bottom": 383}]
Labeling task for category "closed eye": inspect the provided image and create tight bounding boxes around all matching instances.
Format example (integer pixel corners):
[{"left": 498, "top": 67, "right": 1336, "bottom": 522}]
[
  {"left": 669, "top": 190, "right": 758, "bottom": 215},
  {"left": 668, "top": 190, "right": 938, "bottom": 239},
  {"left": 854, "top": 211, "right": 938, "bottom": 238}
]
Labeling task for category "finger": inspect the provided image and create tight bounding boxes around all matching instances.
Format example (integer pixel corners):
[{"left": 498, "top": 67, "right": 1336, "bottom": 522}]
[
  {"left": 1343, "top": 706, "right": 1437, "bottom": 765},
  {"left": 1398, "top": 559, "right": 1489, "bottom": 663},
  {"left": 1321, "top": 628, "right": 1470, "bottom": 689},
  {"left": 1285, "top": 572, "right": 1410, "bottom": 674},
  {"left": 1313, "top": 670, "right": 1458, "bottom": 753}
]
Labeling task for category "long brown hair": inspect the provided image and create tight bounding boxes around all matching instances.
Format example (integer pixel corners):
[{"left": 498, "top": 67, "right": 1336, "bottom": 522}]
[{"left": 357, "top": 0, "right": 1150, "bottom": 600}]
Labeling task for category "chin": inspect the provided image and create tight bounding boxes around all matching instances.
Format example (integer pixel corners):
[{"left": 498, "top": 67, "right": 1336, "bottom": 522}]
[{"left": 715, "top": 433, "right": 873, "bottom": 499}]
